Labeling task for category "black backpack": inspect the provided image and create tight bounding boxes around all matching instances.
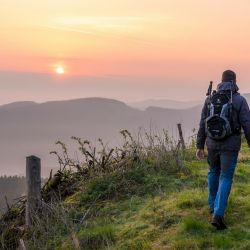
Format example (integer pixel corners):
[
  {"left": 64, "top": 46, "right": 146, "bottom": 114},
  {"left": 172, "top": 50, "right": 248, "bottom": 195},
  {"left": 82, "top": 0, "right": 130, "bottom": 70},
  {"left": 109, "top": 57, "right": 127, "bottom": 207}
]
[{"left": 205, "top": 82, "right": 234, "bottom": 140}]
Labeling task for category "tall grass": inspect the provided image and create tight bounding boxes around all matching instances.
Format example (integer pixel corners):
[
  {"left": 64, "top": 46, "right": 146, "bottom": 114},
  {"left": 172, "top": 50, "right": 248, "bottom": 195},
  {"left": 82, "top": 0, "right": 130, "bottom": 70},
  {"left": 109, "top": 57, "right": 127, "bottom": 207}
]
[{"left": 0, "top": 129, "right": 194, "bottom": 249}]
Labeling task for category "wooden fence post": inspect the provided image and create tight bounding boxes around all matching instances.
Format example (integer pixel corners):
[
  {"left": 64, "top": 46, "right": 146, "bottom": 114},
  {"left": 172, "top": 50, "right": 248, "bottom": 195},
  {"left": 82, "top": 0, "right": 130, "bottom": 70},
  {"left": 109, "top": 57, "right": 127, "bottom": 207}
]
[
  {"left": 177, "top": 123, "right": 186, "bottom": 150},
  {"left": 26, "top": 155, "right": 41, "bottom": 226}
]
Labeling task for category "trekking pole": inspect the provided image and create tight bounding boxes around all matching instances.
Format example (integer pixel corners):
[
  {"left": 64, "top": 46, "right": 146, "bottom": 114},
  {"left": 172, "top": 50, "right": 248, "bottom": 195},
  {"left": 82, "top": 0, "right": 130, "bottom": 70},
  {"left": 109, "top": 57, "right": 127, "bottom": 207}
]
[
  {"left": 206, "top": 81, "right": 213, "bottom": 97},
  {"left": 230, "top": 80, "right": 233, "bottom": 103},
  {"left": 206, "top": 81, "right": 213, "bottom": 115}
]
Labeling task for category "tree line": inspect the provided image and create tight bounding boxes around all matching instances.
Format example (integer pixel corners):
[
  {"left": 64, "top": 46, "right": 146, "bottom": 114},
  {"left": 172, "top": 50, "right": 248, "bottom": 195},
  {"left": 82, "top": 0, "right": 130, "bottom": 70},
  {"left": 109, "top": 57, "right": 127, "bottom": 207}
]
[{"left": 0, "top": 176, "right": 26, "bottom": 213}]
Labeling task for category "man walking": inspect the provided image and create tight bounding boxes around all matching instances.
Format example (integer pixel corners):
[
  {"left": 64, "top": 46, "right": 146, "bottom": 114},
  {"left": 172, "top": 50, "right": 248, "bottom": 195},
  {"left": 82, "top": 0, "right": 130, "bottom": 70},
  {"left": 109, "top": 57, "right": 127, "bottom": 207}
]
[{"left": 196, "top": 70, "right": 250, "bottom": 230}]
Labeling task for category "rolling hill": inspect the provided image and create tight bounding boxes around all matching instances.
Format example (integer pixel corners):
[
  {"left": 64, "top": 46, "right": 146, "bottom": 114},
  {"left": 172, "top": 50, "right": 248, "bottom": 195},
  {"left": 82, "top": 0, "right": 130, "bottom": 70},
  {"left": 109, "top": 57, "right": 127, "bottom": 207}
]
[
  {"left": 129, "top": 99, "right": 202, "bottom": 110},
  {"left": 0, "top": 94, "right": 249, "bottom": 176}
]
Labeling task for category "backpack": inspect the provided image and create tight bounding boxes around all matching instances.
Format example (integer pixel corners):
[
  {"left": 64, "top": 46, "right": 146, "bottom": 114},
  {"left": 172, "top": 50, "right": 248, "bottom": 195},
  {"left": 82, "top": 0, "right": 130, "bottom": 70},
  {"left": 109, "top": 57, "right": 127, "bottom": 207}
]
[{"left": 205, "top": 85, "right": 233, "bottom": 140}]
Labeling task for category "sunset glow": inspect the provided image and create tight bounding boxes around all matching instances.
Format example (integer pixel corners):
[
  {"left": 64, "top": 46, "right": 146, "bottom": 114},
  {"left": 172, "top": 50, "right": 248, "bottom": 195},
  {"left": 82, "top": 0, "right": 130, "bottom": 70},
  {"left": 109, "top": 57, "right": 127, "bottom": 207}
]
[
  {"left": 1, "top": 1, "right": 250, "bottom": 103},
  {"left": 2, "top": 1, "right": 250, "bottom": 77}
]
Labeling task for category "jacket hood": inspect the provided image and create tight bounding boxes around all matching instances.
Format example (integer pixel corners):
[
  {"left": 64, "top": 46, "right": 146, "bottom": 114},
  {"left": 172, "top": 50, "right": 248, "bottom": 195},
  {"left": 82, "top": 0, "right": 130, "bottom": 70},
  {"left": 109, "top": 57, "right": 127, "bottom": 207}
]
[{"left": 217, "top": 81, "right": 239, "bottom": 93}]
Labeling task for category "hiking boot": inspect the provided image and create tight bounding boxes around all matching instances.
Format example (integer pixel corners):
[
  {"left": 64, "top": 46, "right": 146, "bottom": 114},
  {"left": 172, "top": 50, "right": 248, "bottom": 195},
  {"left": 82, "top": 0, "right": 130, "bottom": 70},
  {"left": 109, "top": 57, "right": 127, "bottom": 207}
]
[{"left": 211, "top": 215, "right": 227, "bottom": 230}]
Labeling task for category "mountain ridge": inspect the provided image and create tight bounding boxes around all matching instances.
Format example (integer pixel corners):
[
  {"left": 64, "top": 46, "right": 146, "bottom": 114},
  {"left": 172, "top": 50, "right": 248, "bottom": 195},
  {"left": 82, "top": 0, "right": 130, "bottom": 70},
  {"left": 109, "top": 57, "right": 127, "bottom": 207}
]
[{"left": 0, "top": 95, "right": 249, "bottom": 176}]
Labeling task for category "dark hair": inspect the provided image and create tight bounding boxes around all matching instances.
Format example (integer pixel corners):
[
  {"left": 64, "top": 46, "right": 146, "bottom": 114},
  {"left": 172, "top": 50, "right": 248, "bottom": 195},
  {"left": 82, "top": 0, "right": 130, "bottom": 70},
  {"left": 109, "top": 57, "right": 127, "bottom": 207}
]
[{"left": 222, "top": 70, "right": 236, "bottom": 82}]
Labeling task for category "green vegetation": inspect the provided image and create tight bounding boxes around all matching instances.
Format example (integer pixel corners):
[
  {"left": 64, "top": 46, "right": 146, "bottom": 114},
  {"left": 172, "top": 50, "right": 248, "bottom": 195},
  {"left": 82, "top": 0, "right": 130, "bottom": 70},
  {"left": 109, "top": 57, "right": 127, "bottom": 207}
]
[{"left": 1, "top": 131, "right": 250, "bottom": 249}]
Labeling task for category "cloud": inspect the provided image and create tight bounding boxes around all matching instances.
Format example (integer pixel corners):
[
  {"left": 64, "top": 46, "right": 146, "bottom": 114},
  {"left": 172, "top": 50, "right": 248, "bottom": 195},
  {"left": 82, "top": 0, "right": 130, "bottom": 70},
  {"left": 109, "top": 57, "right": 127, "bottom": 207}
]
[
  {"left": 43, "top": 25, "right": 98, "bottom": 36},
  {"left": 42, "top": 16, "right": 158, "bottom": 46},
  {"left": 53, "top": 16, "right": 146, "bottom": 30}
]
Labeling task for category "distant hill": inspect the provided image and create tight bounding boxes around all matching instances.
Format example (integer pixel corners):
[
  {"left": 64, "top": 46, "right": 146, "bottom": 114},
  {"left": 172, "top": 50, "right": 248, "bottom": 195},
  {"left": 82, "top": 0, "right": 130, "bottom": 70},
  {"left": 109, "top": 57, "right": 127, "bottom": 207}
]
[
  {"left": 0, "top": 101, "right": 37, "bottom": 110},
  {"left": 129, "top": 93, "right": 250, "bottom": 110},
  {"left": 128, "top": 99, "right": 202, "bottom": 110},
  {"left": 0, "top": 98, "right": 202, "bottom": 176},
  {"left": 0, "top": 94, "right": 249, "bottom": 176}
]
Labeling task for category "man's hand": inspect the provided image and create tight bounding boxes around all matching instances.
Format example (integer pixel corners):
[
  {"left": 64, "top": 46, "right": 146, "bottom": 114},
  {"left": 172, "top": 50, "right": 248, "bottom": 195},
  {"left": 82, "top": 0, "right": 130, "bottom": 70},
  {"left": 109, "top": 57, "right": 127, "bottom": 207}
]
[{"left": 196, "top": 149, "right": 205, "bottom": 160}]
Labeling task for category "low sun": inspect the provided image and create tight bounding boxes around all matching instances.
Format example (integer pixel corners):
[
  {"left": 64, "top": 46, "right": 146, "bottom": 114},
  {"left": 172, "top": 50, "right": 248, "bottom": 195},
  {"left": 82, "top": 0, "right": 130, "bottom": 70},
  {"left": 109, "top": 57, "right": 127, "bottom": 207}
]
[{"left": 56, "top": 66, "right": 65, "bottom": 74}]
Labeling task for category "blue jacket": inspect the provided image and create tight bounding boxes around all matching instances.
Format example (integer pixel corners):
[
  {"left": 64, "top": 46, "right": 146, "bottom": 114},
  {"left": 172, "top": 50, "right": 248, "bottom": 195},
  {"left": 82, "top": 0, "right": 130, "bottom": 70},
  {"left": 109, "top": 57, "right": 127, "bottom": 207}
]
[{"left": 196, "top": 82, "right": 250, "bottom": 151}]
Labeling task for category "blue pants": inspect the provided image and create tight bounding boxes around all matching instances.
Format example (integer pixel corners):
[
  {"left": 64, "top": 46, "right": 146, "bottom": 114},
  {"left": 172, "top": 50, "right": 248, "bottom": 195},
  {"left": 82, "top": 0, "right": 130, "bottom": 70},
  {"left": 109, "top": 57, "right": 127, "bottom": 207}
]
[{"left": 207, "top": 150, "right": 238, "bottom": 216}]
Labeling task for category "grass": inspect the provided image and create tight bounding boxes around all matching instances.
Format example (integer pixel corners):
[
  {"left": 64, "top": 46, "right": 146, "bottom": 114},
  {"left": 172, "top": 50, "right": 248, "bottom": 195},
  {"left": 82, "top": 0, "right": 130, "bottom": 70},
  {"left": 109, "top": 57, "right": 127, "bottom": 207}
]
[
  {"left": 3, "top": 134, "right": 250, "bottom": 249},
  {"left": 49, "top": 163, "right": 250, "bottom": 248},
  {"left": 77, "top": 223, "right": 115, "bottom": 250},
  {"left": 41, "top": 143, "right": 250, "bottom": 250}
]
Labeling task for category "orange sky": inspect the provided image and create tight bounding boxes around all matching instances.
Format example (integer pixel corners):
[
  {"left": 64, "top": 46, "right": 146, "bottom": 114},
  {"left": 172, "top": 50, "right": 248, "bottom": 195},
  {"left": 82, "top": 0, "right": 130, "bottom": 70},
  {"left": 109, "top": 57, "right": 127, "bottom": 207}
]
[{"left": 1, "top": 1, "right": 250, "bottom": 102}]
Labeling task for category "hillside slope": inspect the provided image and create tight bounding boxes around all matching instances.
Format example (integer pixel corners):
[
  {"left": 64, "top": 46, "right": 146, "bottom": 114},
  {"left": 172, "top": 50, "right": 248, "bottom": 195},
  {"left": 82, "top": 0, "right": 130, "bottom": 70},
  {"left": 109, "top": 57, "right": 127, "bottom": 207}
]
[
  {"left": 2, "top": 137, "right": 250, "bottom": 250},
  {"left": 54, "top": 144, "right": 250, "bottom": 250}
]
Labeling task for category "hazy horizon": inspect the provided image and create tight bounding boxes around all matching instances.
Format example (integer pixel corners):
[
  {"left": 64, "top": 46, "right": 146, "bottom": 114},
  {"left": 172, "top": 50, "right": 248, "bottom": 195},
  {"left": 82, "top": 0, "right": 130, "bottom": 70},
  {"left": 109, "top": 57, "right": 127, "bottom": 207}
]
[
  {"left": 1, "top": 70, "right": 250, "bottom": 106},
  {"left": 0, "top": 97, "right": 206, "bottom": 177}
]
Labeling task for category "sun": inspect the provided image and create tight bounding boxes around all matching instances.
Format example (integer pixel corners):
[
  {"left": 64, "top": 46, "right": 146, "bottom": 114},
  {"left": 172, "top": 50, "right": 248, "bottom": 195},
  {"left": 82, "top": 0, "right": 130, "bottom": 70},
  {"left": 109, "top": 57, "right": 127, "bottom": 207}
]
[{"left": 56, "top": 66, "right": 65, "bottom": 74}]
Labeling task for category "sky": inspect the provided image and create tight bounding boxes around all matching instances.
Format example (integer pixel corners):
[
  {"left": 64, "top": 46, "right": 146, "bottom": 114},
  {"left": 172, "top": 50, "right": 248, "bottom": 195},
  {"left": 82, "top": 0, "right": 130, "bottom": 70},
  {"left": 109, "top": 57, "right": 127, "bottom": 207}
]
[{"left": 1, "top": 0, "right": 250, "bottom": 104}]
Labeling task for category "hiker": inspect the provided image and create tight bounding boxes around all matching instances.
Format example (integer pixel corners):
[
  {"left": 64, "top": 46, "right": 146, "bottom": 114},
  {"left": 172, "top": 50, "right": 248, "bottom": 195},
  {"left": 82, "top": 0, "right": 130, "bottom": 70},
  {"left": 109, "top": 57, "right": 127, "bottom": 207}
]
[{"left": 196, "top": 70, "right": 250, "bottom": 230}]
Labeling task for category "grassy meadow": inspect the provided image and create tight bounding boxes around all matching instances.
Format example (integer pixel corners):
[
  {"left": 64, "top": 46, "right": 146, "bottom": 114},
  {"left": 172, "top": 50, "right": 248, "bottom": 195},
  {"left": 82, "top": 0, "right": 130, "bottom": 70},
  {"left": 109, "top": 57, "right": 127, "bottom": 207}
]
[
  {"left": 1, "top": 132, "right": 250, "bottom": 250},
  {"left": 56, "top": 145, "right": 250, "bottom": 250}
]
